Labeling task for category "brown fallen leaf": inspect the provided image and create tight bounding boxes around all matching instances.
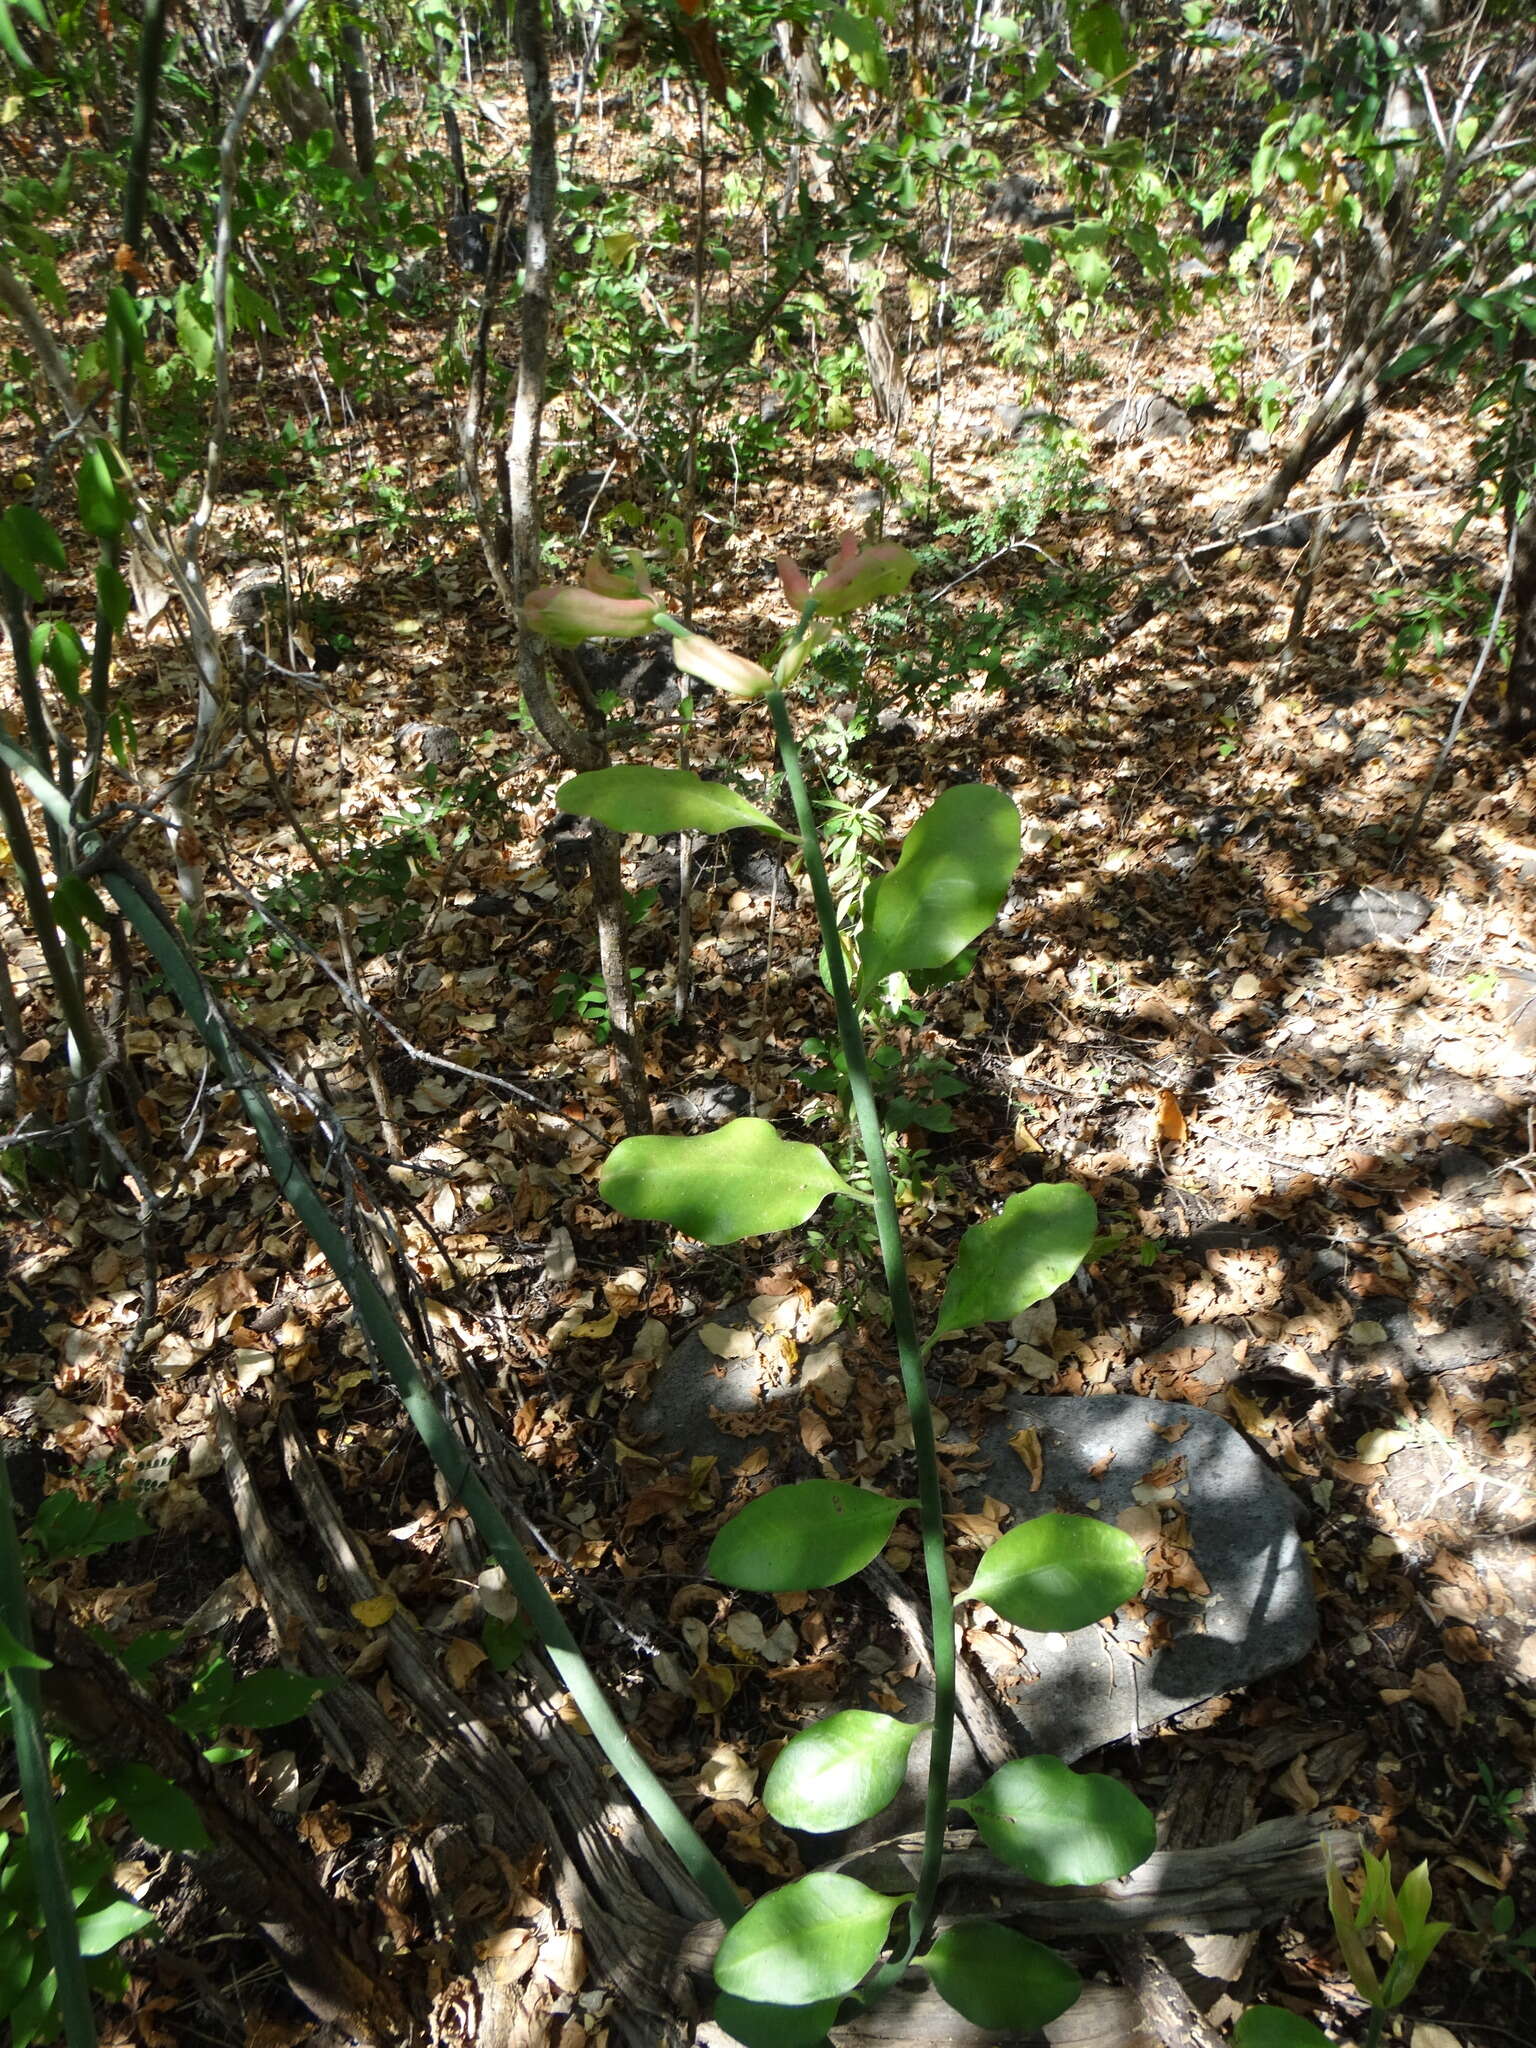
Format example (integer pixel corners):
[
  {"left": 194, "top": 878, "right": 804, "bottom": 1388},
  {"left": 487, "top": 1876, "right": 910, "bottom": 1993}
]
[
  {"left": 444, "top": 1636, "right": 488, "bottom": 1691},
  {"left": 1009, "top": 1425, "right": 1045, "bottom": 1492},
  {"left": 1411, "top": 1660, "right": 1468, "bottom": 1729},
  {"left": 1439, "top": 1623, "right": 1493, "bottom": 1664}
]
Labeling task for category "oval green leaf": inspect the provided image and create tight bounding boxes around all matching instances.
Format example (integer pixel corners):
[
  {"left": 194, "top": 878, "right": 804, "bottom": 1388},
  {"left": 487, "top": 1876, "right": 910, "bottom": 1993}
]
[
  {"left": 967, "top": 1511, "right": 1144, "bottom": 1633},
  {"left": 709, "top": 1482, "right": 905, "bottom": 1592},
  {"left": 102, "top": 1763, "right": 210, "bottom": 1852},
  {"left": 764, "top": 1711, "right": 922, "bottom": 1832},
  {"left": 558, "top": 765, "right": 792, "bottom": 840},
  {"left": 1233, "top": 2010, "right": 1335, "bottom": 2048},
  {"left": 713, "top": 1872, "right": 902, "bottom": 2005},
  {"left": 932, "top": 1181, "right": 1097, "bottom": 1343},
  {"left": 601, "top": 1119, "right": 860, "bottom": 1245},
  {"left": 920, "top": 1921, "right": 1081, "bottom": 2030},
  {"left": 77, "top": 445, "right": 129, "bottom": 541},
  {"left": 958, "top": 1755, "right": 1156, "bottom": 1885},
  {"left": 858, "top": 784, "right": 1020, "bottom": 990},
  {"left": 714, "top": 1991, "right": 841, "bottom": 2047}
]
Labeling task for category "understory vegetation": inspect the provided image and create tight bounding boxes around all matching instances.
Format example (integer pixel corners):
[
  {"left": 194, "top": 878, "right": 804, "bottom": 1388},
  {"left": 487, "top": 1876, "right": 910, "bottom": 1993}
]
[{"left": 2, "top": 4, "right": 1536, "bottom": 2047}]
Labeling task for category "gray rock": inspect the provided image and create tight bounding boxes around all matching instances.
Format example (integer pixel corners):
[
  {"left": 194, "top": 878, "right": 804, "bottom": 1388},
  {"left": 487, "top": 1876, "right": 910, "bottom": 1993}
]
[
  {"left": 635, "top": 1324, "right": 1317, "bottom": 1760},
  {"left": 1306, "top": 884, "right": 1432, "bottom": 954},
  {"left": 557, "top": 468, "right": 611, "bottom": 520},
  {"left": 1242, "top": 513, "right": 1313, "bottom": 549},
  {"left": 662, "top": 1077, "right": 752, "bottom": 1128},
  {"left": 960, "top": 1395, "right": 1316, "bottom": 1758},
  {"left": 395, "top": 721, "right": 462, "bottom": 769},
  {"left": 1336, "top": 508, "right": 1377, "bottom": 545},
  {"left": 1092, "top": 394, "right": 1192, "bottom": 445},
  {"left": 628, "top": 1303, "right": 803, "bottom": 1468}
]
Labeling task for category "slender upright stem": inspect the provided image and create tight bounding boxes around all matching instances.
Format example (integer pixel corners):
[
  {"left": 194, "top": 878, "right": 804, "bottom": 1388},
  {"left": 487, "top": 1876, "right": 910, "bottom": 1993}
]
[
  {"left": 0, "top": 728, "right": 742, "bottom": 1932},
  {"left": 766, "top": 686, "right": 956, "bottom": 1959},
  {"left": 0, "top": 1457, "right": 98, "bottom": 2048}
]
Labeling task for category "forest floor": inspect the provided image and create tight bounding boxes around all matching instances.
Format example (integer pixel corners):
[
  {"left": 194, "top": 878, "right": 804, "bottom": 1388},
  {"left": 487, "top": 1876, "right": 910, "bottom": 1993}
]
[{"left": 6, "top": 93, "right": 1536, "bottom": 2048}]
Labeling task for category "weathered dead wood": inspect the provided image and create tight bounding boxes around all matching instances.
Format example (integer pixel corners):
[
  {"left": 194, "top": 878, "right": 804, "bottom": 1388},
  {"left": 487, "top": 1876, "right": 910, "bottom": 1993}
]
[
  {"left": 1101, "top": 1936, "right": 1227, "bottom": 2048},
  {"left": 221, "top": 1401, "right": 698, "bottom": 2043}
]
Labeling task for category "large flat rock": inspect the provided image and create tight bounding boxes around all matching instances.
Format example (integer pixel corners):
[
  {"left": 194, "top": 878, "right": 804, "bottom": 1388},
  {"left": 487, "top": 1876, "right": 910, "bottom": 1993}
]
[
  {"left": 959, "top": 1394, "right": 1316, "bottom": 1758},
  {"left": 631, "top": 1311, "right": 1316, "bottom": 1759}
]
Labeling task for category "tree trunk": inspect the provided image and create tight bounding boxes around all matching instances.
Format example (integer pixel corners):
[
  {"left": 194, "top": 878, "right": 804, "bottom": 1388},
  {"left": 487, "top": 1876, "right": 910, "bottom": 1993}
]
[
  {"left": 339, "top": 21, "right": 377, "bottom": 178},
  {"left": 1505, "top": 487, "right": 1536, "bottom": 739},
  {"left": 505, "top": 0, "right": 650, "bottom": 1133}
]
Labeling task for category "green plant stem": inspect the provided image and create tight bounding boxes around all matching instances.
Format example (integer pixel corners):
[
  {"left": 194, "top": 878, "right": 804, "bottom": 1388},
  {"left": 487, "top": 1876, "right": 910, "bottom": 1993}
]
[
  {"left": 0, "top": 750, "right": 100, "bottom": 1071},
  {"left": 0, "top": 729, "right": 744, "bottom": 1933},
  {"left": 765, "top": 684, "right": 956, "bottom": 1967},
  {"left": 0, "top": 1456, "right": 98, "bottom": 2048},
  {"left": 1364, "top": 2009, "right": 1386, "bottom": 2048}
]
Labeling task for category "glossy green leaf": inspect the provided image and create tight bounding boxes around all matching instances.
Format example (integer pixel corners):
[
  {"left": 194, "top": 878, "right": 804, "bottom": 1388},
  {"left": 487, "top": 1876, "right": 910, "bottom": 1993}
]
[
  {"left": 932, "top": 1182, "right": 1097, "bottom": 1342},
  {"left": 967, "top": 1511, "right": 1144, "bottom": 1632},
  {"left": 0, "top": 1620, "right": 49, "bottom": 1673},
  {"left": 709, "top": 1482, "right": 906, "bottom": 1593},
  {"left": 714, "top": 1990, "right": 841, "bottom": 2047},
  {"left": 558, "top": 766, "right": 792, "bottom": 840},
  {"left": 96, "top": 559, "right": 133, "bottom": 635},
  {"left": 75, "top": 1897, "right": 157, "bottom": 1956},
  {"left": 222, "top": 1668, "right": 334, "bottom": 1729},
  {"left": 858, "top": 784, "right": 1020, "bottom": 991},
  {"left": 920, "top": 1921, "right": 1081, "bottom": 2030},
  {"left": 602, "top": 1119, "right": 860, "bottom": 1245},
  {"left": 0, "top": 505, "right": 63, "bottom": 598},
  {"left": 77, "top": 446, "right": 129, "bottom": 542},
  {"left": 1072, "top": 1, "right": 1128, "bottom": 84},
  {"left": 1233, "top": 2010, "right": 1335, "bottom": 2048},
  {"left": 31, "top": 619, "right": 84, "bottom": 701},
  {"left": 764, "top": 1711, "right": 922, "bottom": 1832},
  {"left": 713, "top": 1873, "right": 903, "bottom": 2005},
  {"left": 101, "top": 1763, "right": 210, "bottom": 1852},
  {"left": 958, "top": 1755, "right": 1156, "bottom": 1885}
]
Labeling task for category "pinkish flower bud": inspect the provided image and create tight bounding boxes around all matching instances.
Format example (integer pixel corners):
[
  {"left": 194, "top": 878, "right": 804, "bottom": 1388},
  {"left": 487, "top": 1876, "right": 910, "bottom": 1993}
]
[
  {"left": 777, "top": 553, "right": 813, "bottom": 608},
  {"left": 582, "top": 550, "right": 652, "bottom": 599},
  {"left": 672, "top": 631, "right": 773, "bottom": 700},
  {"left": 523, "top": 585, "right": 659, "bottom": 646},
  {"left": 809, "top": 536, "right": 918, "bottom": 616}
]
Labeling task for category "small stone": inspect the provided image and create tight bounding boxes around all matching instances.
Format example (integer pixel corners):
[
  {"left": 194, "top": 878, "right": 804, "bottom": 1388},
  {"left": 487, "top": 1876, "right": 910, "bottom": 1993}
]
[
  {"left": 1242, "top": 513, "right": 1313, "bottom": 549},
  {"left": 1306, "top": 884, "right": 1432, "bottom": 955},
  {"left": 1092, "top": 394, "right": 1192, "bottom": 445}
]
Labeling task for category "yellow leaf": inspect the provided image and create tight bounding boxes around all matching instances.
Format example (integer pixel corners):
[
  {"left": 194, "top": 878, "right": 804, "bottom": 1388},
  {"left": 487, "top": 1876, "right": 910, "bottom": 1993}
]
[
  {"left": 1355, "top": 1428, "right": 1408, "bottom": 1464},
  {"left": 572, "top": 1309, "right": 617, "bottom": 1339},
  {"left": 351, "top": 1594, "right": 398, "bottom": 1628}
]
